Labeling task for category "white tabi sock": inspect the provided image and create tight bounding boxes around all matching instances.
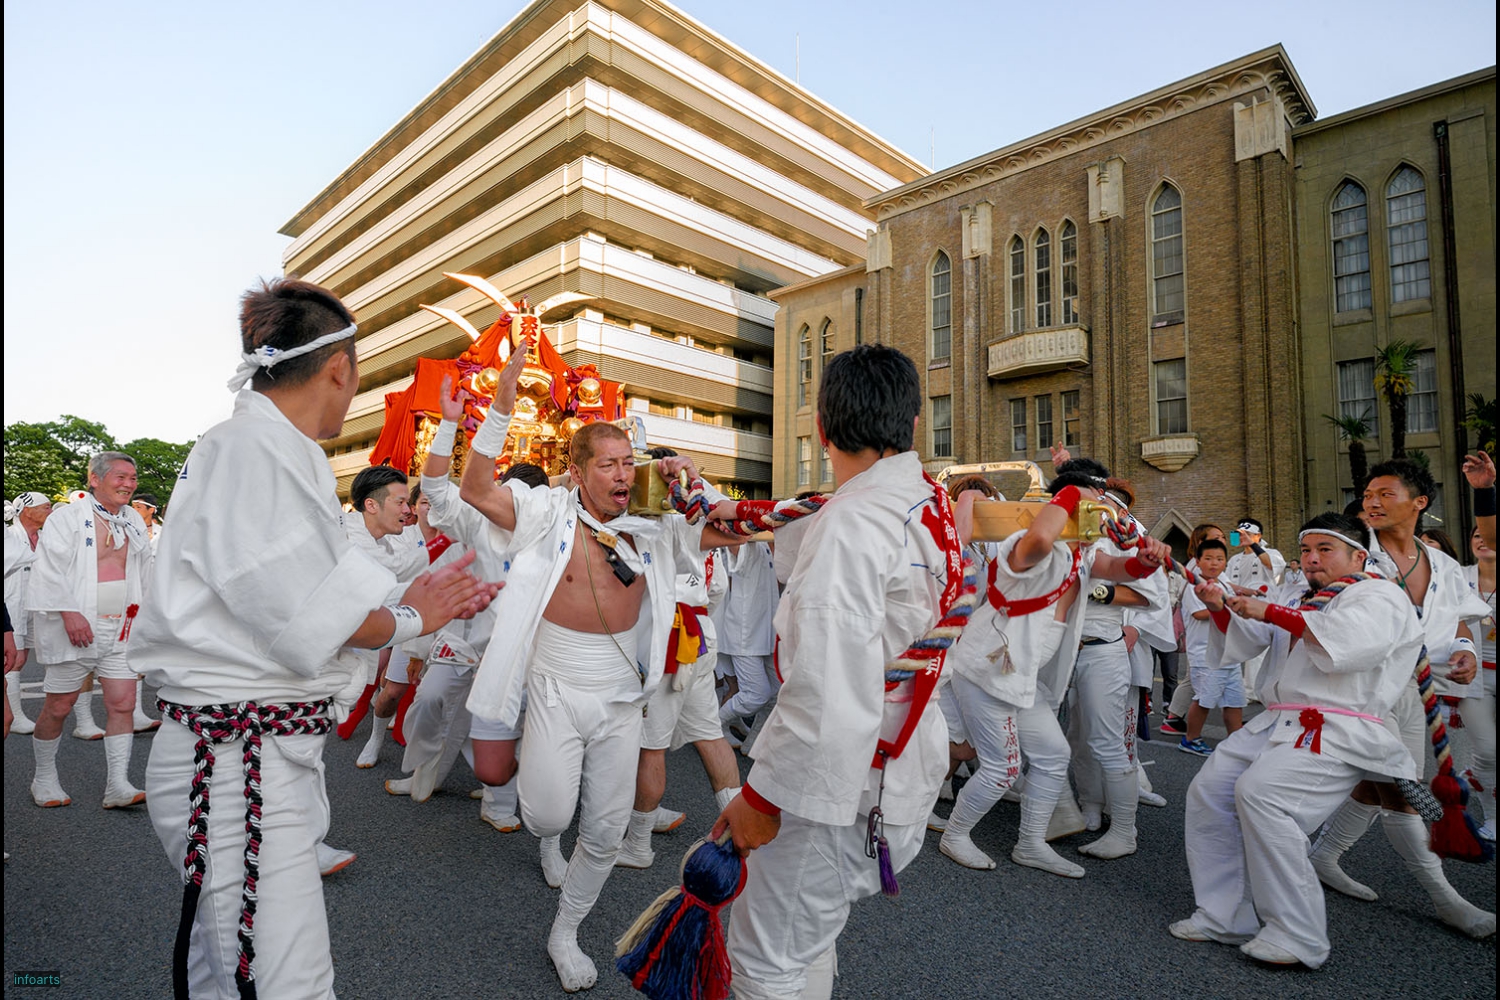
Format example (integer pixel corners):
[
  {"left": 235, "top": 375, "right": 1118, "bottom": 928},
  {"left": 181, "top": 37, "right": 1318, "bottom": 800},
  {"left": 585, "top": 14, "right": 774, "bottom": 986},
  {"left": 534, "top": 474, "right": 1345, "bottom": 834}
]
[
  {"left": 102, "top": 733, "right": 144, "bottom": 808},
  {"left": 1012, "top": 769, "right": 1084, "bottom": 878},
  {"left": 132, "top": 678, "right": 157, "bottom": 728},
  {"left": 73, "top": 691, "right": 104, "bottom": 739},
  {"left": 1310, "top": 799, "right": 1381, "bottom": 900},
  {"left": 713, "top": 786, "right": 740, "bottom": 812},
  {"left": 540, "top": 835, "right": 567, "bottom": 889},
  {"left": 1381, "top": 809, "right": 1496, "bottom": 938},
  {"left": 31, "top": 734, "right": 68, "bottom": 804},
  {"left": 489, "top": 778, "right": 518, "bottom": 817},
  {"left": 7, "top": 673, "right": 35, "bottom": 732},
  {"left": 940, "top": 777, "right": 1006, "bottom": 870},
  {"left": 616, "top": 809, "right": 656, "bottom": 868},
  {"left": 357, "top": 719, "right": 386, "bottom": 768},
  {"left": 550, "top": 848, "right": 613, "bottom": 991},
  {"left": 1078, "top": 769, "right": 1138, "bottom": 859}
]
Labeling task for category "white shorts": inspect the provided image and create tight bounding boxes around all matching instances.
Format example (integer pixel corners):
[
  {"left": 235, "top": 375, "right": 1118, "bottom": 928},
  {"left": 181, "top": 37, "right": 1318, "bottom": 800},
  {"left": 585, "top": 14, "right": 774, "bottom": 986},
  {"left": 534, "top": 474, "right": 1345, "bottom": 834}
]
[
  {"left": 469, "top": 709, "right": 523, "bottom": 742},
  {"left": 1190, "top": 663, "right": 1246, "bottom": 710},
  {"left": 642, "top": 646, "right": 722, "bottom": 751},
  {"left": 42, "top": 615, "right": 135, "bottom": 693},
  {"left": 386, "top": 654, "right": 423, "bottom": 685}
]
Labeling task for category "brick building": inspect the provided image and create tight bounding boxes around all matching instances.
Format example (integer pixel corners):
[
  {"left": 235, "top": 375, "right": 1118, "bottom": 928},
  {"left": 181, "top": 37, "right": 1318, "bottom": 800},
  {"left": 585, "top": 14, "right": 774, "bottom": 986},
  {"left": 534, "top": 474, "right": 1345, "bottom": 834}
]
[{"left": 774, "top": 47, "right": 1317, "bottom": 552}]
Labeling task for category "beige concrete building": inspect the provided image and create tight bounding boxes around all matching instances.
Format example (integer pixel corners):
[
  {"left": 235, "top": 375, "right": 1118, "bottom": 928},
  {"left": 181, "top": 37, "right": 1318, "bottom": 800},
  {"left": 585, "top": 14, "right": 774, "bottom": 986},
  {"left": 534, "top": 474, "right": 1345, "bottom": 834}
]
[
  {"left": 1294, "top": 68, "right": 1496, "bottom": 527},
  {"left": 282, "top": 0, "right": 924, "bottom": 495},
  {"left": 775, "top": 47, "right": 1317, "bottom": 552}
]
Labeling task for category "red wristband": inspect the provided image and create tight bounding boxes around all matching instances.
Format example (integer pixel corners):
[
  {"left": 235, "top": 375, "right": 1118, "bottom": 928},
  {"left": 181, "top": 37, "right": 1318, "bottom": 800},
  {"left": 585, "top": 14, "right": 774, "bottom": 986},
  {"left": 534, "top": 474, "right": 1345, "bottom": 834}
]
[
  {"left": 1049, "top": 485, "right": 1081, "bottom": 518},
  {"left": 1263, "top": 604, "right": 1306, "bottom": 638},
  {"left": 1124, "top": 554, "right": 1155, "bottom": 579},
  {"left": 1210, "top": 608, "right": 1232, "bottom": 633},
  {"left": 741, "top": 782, "right": 781, "bottom": 817}
]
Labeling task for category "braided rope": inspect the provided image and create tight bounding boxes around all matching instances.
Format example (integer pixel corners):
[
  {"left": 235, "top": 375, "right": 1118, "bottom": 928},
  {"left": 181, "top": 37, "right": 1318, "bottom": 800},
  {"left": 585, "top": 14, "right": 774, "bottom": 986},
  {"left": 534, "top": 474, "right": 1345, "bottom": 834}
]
[
  {"left": 1100, "top": 509, "right": 1198, "bottom": 583},
  {"left": 159, "top": 698, "right": 334, "bottom": 1000},
  {"left": 667, "top": 475, "right": 831, "bottom": 535},
  {"left": 884, "top": 556, "right": 979, "bottom": 683}
]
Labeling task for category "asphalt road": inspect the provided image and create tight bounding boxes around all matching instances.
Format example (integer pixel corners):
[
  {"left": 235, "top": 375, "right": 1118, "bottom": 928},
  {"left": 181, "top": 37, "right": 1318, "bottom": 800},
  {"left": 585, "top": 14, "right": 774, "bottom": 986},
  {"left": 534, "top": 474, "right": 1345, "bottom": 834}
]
[{"left": 3, "top": 670, "right": 1494, "bottom": 999}]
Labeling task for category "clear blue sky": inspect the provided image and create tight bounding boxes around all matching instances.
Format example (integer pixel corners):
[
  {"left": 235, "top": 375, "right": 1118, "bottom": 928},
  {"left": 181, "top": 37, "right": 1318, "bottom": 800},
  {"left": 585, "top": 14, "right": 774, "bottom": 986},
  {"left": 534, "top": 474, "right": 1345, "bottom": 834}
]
[{"left": 4, "top": 0, "right": 1494, "bottom": 444}]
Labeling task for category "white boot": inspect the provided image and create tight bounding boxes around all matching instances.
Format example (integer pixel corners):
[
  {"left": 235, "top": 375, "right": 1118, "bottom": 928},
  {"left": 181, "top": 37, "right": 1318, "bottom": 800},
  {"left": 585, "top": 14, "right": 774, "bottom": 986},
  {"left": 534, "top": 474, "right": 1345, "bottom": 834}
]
[
  {"left": 540, "top": 835, "right": 567, "bottom": 888},
  {"left": 652, "top": 807, "right": 685, "bottom": 833},
  {"left": 1310, "top": 800, "right": 1381, "bottom": 901},
  {"left": 72, "top": 690, "right": 104, "bottom": 740},
  {"left": 30, "top": 735, "right": 71, "bottom": 807},
  {"left": 939, "top": 776, "right": 1004, "bottom": 870},
  {"left": 102, "top": 734, "right": 145, "bottom": 808},
  {"left": 480, "top": 779, "right": 521, "bottom": 833},
  {"left": 1078, "top": 769, "right": 1138, "bottom": 859},
  {"left": 1382, "top": 809, "right": 1496, "bottom": 938},
  {"left": 714, "top": 786, "right": 740, "bottom": 812},
  {"left": 1045, "top": 790, "right": 1088, "bottom": 841},
  {"left": 408, "top": 750, "right": 443, "bottom": 802},
  {"left": 356, "top": 718, "right": 386, "bottom": 768},
  {"left": 549, "top": 848, "right": 613, "bottom": 992},
  {"left": 1011, "top": 770, "right": 1085, "bottom": 878},
  {"left": 316, "top": 842, "right": 357, "bottom": 876},
  {"left": 615, "top": 809, "right": 656, "bottom": 868},
  {"left": 937, "top": 778, "right": 955, "bottom": 802},
  {"left": 131, "top": 678, "right": 159, "bottom": 732},
  {"left": 6, "top": 673, "right": 35, "bottom": 734},
  {"left": 1137, "top": 761, "right": 1166, "bottom": 807}
]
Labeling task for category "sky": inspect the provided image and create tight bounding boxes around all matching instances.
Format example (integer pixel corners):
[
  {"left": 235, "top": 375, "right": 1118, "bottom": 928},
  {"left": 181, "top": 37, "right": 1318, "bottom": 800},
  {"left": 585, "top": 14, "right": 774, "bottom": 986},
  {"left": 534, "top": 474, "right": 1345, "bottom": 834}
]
[{"left": 4, "top": 0, "right": 1495, "bottom": 444}]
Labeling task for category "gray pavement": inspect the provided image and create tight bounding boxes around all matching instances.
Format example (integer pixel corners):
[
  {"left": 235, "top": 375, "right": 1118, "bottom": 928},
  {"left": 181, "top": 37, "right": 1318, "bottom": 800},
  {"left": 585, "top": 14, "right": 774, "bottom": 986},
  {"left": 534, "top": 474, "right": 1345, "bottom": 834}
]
[{"left": 3, "top": 671, "right": 1495, "bottom": 998}]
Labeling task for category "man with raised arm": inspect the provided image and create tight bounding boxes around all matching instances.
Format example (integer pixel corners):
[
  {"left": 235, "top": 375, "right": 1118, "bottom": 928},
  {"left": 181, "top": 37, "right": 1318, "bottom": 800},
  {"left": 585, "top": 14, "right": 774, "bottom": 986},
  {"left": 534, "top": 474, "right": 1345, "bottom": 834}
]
[
  {"left": 458, "top": 350, "right": 747, "bottom": 994},
  {"left": 131, "top": 278, "right": 497, "bottom": 999}
]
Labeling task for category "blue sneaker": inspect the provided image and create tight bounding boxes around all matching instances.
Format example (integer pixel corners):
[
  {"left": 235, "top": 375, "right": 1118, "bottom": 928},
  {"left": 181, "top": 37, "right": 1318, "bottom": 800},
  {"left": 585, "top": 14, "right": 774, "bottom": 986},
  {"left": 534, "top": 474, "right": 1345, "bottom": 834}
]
[{"left": 1178, "top": 737, "right": 1213, "bottom": 757}]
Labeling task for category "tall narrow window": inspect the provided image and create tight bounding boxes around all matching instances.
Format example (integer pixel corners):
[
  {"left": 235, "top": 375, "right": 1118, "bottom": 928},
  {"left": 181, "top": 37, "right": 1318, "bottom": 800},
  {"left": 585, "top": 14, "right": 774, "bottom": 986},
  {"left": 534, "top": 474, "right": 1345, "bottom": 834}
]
[
  {"left": 931, "top": 396, "right": 953, "bottom": 457},
  {"left": 820, "top": 319, "right": 835, "bottom": 372},
  {"left": 854, "top": 288, "right": 864, "bottom": 344},
  {"left": 1061, "top": 390, "right": 1081, "bottom": 447},
  {"left": 1407, "top": 349, "right": 1438, "bottom": 433},
  {"left": 1035, "top": 395, "right": 1054, "bottom": 448},
  {"left": 1151, "top": 185, "right": 1184, "bottom": 323},
  {"left": 1387, "top": 167, "right": 1430, "bottom": 303},
  {"left": 1034, "top": 229, "right": 1052, "bottom": 328},
  {"left": 797, "top": 325, "right": 812, "bottom": 407},
  {"left": 1009, "top": 236, "right": 1025, "bottom": 333},
  {"left": 797, "top": 436, "right": 811, "bottom": 486},
  {"left": 1010, "top": 398, "right": 1028, "bottom": 454},
  {"left": 1332, "top": 181, "right": 1371, "bottom": 313},
  {"left": 1060, "top": 221, "right": 1078, "bottom": 325},
  {"left": 1155, "top": 358, "right": 1188, "bottom": 434},
  {"left": 1336, "top": 358, "right": 1378, "bottom": 437},
  {"left": 930, "top": 252, "right": 952, "bottom": 361}
]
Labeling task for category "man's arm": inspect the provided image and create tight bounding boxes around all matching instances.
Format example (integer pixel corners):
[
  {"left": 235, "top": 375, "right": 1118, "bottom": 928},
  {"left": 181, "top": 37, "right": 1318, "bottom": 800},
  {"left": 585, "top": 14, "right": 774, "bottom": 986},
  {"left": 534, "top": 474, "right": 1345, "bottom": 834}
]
[
  {"left": 1008, "top": 486, "right": 1080, "bottom": 572},
  {"left": 1465, "top": 452, "right": 1496, "bottom": 552},
  {"left": 343, "top": 550, "right": 499, "bottom": 649},
  {"left": 1091, "top": 536, "right": 1171, "bottom": 584},
  {"left": 457, "top": 351, "right": 527, "bottom": 531}
]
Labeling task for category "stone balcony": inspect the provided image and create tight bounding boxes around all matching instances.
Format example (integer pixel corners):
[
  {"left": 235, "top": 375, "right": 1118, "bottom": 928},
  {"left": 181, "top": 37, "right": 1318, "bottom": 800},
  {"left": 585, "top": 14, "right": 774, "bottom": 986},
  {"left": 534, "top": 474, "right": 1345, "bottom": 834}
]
[
  {"left": 1140, "top": 433, "right": 1200, "bottom": 472},
  {"left": 987, "top": 326, "right": 1089, "bottom": 378}
]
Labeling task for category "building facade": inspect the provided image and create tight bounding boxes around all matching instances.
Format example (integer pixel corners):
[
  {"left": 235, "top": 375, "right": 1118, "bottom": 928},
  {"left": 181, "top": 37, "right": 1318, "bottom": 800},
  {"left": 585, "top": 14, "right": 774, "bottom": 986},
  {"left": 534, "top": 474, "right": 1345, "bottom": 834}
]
[
  {"left": 283, "top": 0, "right": 924, "bottom": 496},
  {"left": 1294, "top": 68, "right": 1496, "bottom": 529}
]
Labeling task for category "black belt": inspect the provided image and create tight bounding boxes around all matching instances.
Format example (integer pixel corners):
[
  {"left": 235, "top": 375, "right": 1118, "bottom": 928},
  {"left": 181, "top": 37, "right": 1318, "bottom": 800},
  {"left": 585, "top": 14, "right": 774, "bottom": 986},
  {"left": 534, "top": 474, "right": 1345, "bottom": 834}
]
[{"left": 1080, "top": 636, "right": 1122, "bottom": 647}]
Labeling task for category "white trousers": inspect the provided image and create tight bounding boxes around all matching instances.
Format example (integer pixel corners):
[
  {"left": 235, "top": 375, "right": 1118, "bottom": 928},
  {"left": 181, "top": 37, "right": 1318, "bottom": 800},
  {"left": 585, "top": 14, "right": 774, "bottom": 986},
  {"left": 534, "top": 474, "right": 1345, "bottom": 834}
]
[
  {"left": 1457, "top": 674, "right": 1495, "bottom": 794},
  {"left": 1069, "top": 641, "right": 1134, "bottom": 805},
  {"left": 728, "top": 812, "right": 924, "bottom": 999},
  {"left": 517, "top": 669, "right": 643, "bottom": 860},
  {"left": 949, "top": 674, "right": 1071, "bottom": 789},
  {"left": 400, "top": 661, "right": 473, "bottom": 776},
  {"left": 1183, "top": 725, "right": 1365, "bottom": 967},
  {"left": 146, "top": 720, "right": 334, "bottom": 999},
  {"left": 720, "top": 653, "right": 781, "bottom": 719}
]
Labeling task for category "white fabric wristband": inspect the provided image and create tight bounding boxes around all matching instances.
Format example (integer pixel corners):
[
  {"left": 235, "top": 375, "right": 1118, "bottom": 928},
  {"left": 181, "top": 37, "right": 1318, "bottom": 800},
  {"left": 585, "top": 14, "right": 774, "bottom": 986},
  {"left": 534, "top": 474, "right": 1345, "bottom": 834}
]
[
  {"left": 470, "top": 409, "right": 512, "bottom": 457},
  {"left": 430, "top": 419, "right": 458, "bottom": 457},
  {"left": 381, "top": 605, "right": 426, "bottom": 649}
]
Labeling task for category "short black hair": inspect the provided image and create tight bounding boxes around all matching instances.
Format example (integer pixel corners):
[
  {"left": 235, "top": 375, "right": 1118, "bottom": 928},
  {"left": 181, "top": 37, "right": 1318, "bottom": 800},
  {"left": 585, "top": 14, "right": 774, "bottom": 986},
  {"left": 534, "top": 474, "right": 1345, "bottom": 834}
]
[
  {"left": 239, "top": 277, "right": 356, "bottom": 390},
  {"left": 1197, "top": 538, "right": 1228, "bottom": 556},
  {"left": 1366, "top": 459, "right": 1435, "bottom": 505},
  {"left": 501, "top": 462, "right": 549, "bottom": 489},
  {"left": 1048, "top": 457, "right": 1109, "bottom": 494},
  {"left": 350, "top": 465, "right": 407, "bottom": 513},
  {"left": 1299, "top": 511, "right": 1369, "bottom": 552},
  {"left": 818, "top": 345, "right": 920, "bottom": 455},
  {"left": 1342, "top": 497, "right": 1365, "bottom": 519},
  {"left": 646, "top": 446, "right": 679, "bottom": 460}
]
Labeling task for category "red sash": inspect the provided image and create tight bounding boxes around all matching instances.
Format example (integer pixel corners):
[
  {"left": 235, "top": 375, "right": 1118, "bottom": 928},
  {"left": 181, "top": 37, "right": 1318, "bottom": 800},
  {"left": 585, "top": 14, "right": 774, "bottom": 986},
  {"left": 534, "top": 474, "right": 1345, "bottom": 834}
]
[{"left": 986, "top": 544, "right": 1081, "bottom": 617}]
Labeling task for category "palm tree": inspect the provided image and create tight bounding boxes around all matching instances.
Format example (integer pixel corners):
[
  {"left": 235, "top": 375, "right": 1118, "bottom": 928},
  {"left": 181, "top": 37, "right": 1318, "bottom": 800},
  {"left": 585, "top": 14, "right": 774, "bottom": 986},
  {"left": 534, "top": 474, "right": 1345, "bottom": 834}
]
[
  {"left": 1465, "top": 393, "right": 1496, "bottom": 456},
  {"left": 1373, "top": 339, "right": 1419, "bottom": 459},
  {"left": 1325, "top": 413, "right": 1372, "bottom": 491}
]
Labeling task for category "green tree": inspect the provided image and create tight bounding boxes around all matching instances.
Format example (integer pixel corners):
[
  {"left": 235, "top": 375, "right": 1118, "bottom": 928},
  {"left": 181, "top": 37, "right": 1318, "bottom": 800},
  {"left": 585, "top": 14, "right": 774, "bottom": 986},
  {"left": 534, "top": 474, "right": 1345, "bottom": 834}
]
[
  {"left": 1324, "top": 413, "right": 1372, "bottom": 491},
  {"left": 3, "top": 415, "right": 117, "bottom": 500},
  {"left": 1373, "top": 339, "right": 1419, "bottom": 459},
  {"left": 120, "top": 436, "right": 194, "bottom": 509},
  {"left": 1465, "top": 393, "right": 1496, "bottom": 456}
]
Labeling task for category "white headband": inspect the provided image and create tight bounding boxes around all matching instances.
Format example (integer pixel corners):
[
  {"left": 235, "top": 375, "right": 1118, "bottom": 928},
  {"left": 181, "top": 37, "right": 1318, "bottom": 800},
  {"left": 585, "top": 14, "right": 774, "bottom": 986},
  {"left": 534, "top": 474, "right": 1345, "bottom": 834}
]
[
  {"left": 1237, "top": 521, "right": 1260, "bottom": 533},
  {"left": 227, "top": 323, "right": 357, "bottom": 391},
  {"left": 1299, "top": 528, "right": 1368, "bottom": 553},
  {"left": 11, "top": 491, "right": 50, "bottom": 510}
]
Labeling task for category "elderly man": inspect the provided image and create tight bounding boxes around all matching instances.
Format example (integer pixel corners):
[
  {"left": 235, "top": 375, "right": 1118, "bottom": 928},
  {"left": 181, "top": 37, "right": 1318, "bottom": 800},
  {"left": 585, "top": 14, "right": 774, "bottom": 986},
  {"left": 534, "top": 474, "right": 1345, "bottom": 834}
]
[
  {"left": 25, "top": 453, "right": 154, "bottom": 808},
  {"left": 5, "top": 491, "right": 52, "bottom": 735}
]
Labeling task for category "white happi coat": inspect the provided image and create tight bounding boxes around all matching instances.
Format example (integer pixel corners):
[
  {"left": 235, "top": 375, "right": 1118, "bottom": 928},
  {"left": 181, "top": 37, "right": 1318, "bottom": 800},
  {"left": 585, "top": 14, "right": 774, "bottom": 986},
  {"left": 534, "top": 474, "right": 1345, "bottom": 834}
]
[
  {"left": 420, "top": 474, "right": 514, "bottom": 665},
  {"left": 710, "top": 540, "right": 778, "bottom": 657},
  {"left": 747, "top": 452, "right": 953, "bottom": 828},
  {"left": 1366, "top": 536, "right": 1490, "bottom": 699},
  {"left": 346, "top": 513, "right": 429, "bottom": 684},
  {"left": 131, "top": 390, "right": 398, "bottom": 705},
  {"left": 947, "top": 534, "right": 1078, "bottom": 710},
  {"left": 1225, "top": 545, "right": 1286, "bottom": 595},
  {"left": 464, "top": 482, "right": 703, "bottom": 729},
  {"left": 25, "top": 494, "right": 153, "bottom": 665},
  {"left": 1126, "top": 569, "right": 1175, "bottom": 688},
  {"left": 5, "top": 522, "right": 39, "bottom": 648},
  {"left": 1208, "top": 576, "right": 1422, "bottom": 778}
]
